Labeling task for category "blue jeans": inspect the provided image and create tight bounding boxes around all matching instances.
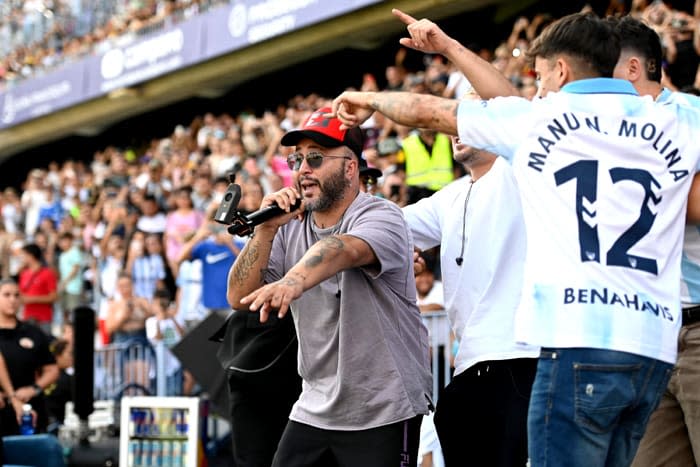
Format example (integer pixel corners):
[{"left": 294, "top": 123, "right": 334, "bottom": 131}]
[{"left": 528, "top": 348, "right": 673, "bottom": 467}]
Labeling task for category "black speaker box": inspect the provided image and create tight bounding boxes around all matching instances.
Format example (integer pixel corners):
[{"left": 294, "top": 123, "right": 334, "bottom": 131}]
[{"left": 65, "top": 439, "right": 119, "bottom": 467}]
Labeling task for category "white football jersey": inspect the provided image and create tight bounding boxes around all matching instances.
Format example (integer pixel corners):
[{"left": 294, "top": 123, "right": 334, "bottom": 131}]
[
  {"left": 457, "top": 78, "right": 700, "bottom": 363},
  {"left": 657, "top": 88, "right": 700, "bottom": 306}
]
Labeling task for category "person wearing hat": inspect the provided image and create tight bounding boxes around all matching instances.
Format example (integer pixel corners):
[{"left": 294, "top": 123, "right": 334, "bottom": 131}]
[
  {"left": 359, "top": 153, "right": 383, "bottom": 195},
  {"left": 227, "top": 107, "right": 432, "bottom": 467}
]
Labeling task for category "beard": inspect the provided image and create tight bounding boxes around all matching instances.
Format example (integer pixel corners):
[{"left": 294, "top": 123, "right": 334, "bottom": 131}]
[
  {"left": 454, "top": 147, "right": 481, "bottom": 165},
  {"left": 300, "top": 163, "right": 350, "bottom": 212}
]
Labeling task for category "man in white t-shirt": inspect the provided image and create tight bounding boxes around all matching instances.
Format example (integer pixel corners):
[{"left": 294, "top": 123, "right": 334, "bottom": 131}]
[
  {"left": 331, "top": 12, "right": 700, "bottom": 466},
  {"left": 405, "top": 132, "right": 538, "bottom": 466}
]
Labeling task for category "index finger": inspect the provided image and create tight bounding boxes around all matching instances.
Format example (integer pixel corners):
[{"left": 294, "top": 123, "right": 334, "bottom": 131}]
[
  {"left": 327, "top": 96, "right": 343, "bottom": 118},
  {"left": 392, "top": 8, "right": 416, "bottom": 25}
]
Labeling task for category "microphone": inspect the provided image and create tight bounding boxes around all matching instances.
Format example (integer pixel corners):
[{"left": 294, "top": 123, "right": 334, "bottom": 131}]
[{"left": 228, "top": 198, "right": 302, "bottom": 236}]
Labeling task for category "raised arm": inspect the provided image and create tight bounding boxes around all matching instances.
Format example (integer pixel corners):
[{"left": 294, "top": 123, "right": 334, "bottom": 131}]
[
  {"left": 331, "top": 91, "right": 458, "bottom": 135},
  {"left": 392, "top": 8, "right": 519, "bottom": 99}
]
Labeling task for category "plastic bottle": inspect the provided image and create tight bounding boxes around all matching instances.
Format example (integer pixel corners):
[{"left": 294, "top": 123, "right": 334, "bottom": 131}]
[{"left": 19, "top": 404, "right": 34, "bottom": 435}]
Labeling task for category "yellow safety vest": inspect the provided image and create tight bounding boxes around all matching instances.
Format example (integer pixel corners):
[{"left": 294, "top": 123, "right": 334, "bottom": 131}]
[{"left": 402, "top": 133, "right": 453, "bottom": 191}]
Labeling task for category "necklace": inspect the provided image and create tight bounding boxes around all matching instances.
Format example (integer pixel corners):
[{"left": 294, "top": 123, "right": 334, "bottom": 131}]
[
  {"left": 310, "top": 213, "right": 345, "bottom": 299},
  {"left": 455, "top": 179, "right": 475, "bottom": 266}
]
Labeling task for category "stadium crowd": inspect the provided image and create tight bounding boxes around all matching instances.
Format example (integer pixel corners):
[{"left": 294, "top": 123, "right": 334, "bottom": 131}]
[
  {"left": 1, "top": 1, "right": 700, "bottom": 466},
  {"left": 0, "top": 0, "right": 228, "bottom": 85}
]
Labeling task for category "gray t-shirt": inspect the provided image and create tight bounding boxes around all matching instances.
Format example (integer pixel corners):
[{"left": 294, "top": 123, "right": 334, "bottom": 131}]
[{"left": 266, "top": 192, "right": 432, "bottom": 430}]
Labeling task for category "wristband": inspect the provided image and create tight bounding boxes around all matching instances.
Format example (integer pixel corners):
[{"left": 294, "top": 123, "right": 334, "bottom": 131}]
[{"left": 32, "top": 383, "right": 42, "bottom": 395}]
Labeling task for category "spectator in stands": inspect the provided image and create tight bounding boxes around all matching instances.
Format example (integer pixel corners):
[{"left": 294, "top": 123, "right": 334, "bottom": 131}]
[
  {"left": 0, "top": 222, "right": 15, "bottom": 281},
  {"left": 96, "top": 235, "right": 127, "bottom": 345},
  {"left": 164, "top": 186, "right": 203, "bottom": 276},
  {"left": 57, "top": 231, "right": 86, "bottom": 321},
  {"left": 21, "top": 169, "right": 48, "bottom": 237},
  {"left": 237, "top": 178, "right": 266, "bottom": 215},
  {"left": 145, "top": 289, "right": 188, "bottom": 395},
  {"left": 135, "top": 158, "right": 172, "bottom": 208},
  {"left": 191, "top": 173, "right": 215, "bottom": 212},
  {"left": 0, "top": 278, "right": 58, "bottom": 435},
  {"left": 381, "top": 170, "right": 409, "bottom": 206},
  {"left": 0, "top": 351, "right": 23, "bottom": 428},
  {"left": 105, "top": 272, "right": 153, "bottom": 346},
  {"left": 127, "top": 232, "right": 167, "bottom": 300},
  {"left": 1, "top": 187, "right": 23, "bottom": 236},
  {"left": 18, "top": 243, "right": 57, "bottom": 335},
  {"left": 402, "top": 128, "right": 453, "bottom": 204},
  {"left": 177, "top": 209, "right": 241, "bottom": 318},
  {"left": 45, "top": 338, "right": 73, "bottom": 433},
  {"left": 174, "top": 243, "right": 205, "bottom": 330},
  {"left": 136, "top": 193, "right": 167, "bottom": 235}
]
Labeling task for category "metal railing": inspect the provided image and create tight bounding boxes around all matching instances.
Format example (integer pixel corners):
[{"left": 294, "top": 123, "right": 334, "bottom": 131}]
[
  {"left": 94, "top": 340, "right": 183, "bottom": 401},
  {"left": 421, "top": 311, "right": 453, "bottom": 404}
]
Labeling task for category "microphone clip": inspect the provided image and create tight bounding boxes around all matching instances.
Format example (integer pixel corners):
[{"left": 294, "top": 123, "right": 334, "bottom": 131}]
[{"left": 214, "top": 182, "right": 301, "bottom": 237}]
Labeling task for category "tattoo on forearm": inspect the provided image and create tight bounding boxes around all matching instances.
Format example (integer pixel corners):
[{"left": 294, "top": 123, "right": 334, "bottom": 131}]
[
  {"left": 372, "top": 93, "right": 456, "bottom": 133},
  {"left": 304, "top": 236, "right": 344, "bottom": 268},
  {"left": 233, "top": 242, "right": 260, "bottom": 285}
]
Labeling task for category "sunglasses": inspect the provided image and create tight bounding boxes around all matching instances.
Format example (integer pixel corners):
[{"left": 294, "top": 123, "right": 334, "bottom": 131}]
[{"left": 287, "top": 151, "right": 351, "bottom": 171}]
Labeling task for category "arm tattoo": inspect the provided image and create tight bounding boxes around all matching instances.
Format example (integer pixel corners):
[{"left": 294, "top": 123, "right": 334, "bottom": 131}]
[
  {"left": 304, "top": 236, "right": 344, "bottom": 268},
  {"left": 371, "top": 93, "right": 457, "bottom": 133},
  {"left": 233, "top": 241, "right": 261, "bottom": 285}
]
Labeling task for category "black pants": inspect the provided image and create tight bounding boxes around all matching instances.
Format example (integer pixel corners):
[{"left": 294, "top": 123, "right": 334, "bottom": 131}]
[
  {"left": 272, "top": 416, "right": 423, "bottom": 467},
  {"left": 433, "top": 358, "right": 537, "bottom": 467},
  {"left": 227, "top": 336, "right": 301, "bottom": 467}
]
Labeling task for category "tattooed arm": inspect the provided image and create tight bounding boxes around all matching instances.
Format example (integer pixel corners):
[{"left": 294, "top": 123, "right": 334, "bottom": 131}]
[
  {"left": 331, "top": 91, "right": 459, "bottom": 136},
  {"left": 227, "top": 186, "right": 303, "bottom": 310},
  {"left": 227, "top": 225, "right": 278, "bottom": 310},
  {"left": 240, "top": 234, "right": 377, "bottom": 322}
]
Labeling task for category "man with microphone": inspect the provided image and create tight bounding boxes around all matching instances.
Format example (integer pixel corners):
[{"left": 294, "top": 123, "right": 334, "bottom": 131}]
[{"left": 227, "top": 108, "right": 432, "bottom": 467}]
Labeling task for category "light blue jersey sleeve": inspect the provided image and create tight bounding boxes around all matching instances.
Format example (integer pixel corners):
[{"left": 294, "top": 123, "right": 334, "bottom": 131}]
[
  {"left": 658, "top": 89, "right": 700, "bottom": 172},
  {"left": 456, "top": 96, "right": 535, "bottom": 162}
]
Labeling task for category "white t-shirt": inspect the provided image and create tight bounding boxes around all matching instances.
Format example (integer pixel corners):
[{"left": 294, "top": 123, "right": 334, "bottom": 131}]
[
  {"left": 405, "top": 158, "right": 539, "bottom": 375},
  {"left": 457, "top": 78, "right": 700, "bottom": 364},
  {"left": 136, "top": 213, "right": 167, "bottom": 234},
  {"left": 145, "top": 316, "right": 183, "bottom": 376}
]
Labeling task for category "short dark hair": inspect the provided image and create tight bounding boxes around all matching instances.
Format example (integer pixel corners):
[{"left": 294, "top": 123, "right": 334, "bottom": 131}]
[
  {"left": 606, "top": 15, "right": 662, "bottom": 83},
  {"left": 21, "top": 243, "right": 44, "bottom": 262},
  {"left": 50, "top": 338, "right": 69, "bottom": 357},
  {"left": 528, "top": 12, "right": 620, "bottom": 78}
]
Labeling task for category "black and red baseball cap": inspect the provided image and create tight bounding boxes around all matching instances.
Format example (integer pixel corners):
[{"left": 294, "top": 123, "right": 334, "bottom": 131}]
[{"left": 281, "top": 107, "right": 364, "bottom": 158}]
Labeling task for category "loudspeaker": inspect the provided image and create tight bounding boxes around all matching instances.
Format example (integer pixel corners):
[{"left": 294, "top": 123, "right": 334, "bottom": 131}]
[
  {"left": 73, "top": 306, "right": 95, "bottom": 421},
  {"left": 172, "top": 311, "right": 230, "bottom": 417},
  {"left": 66, "top": 438, "right": 119, "bottom": 467}
]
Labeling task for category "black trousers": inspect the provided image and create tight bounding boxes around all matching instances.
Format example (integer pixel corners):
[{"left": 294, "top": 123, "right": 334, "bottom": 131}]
[
  {"left": 272, "top": 416, "right": 423, "bottom": 467},
  {"left": 227, "top": 345, "right": 301, "bottom": 467},
  {"left": 433, "top": 358, "right": 537, "bottom": 467}
]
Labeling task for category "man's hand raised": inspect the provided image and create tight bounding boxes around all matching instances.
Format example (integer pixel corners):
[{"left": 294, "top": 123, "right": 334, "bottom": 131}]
[
  {"left": 328, "top": 92, "right": 376, "bottom": 129},
  {"left": 393, "top": 8, "right": 455, "bottom": 56}
]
